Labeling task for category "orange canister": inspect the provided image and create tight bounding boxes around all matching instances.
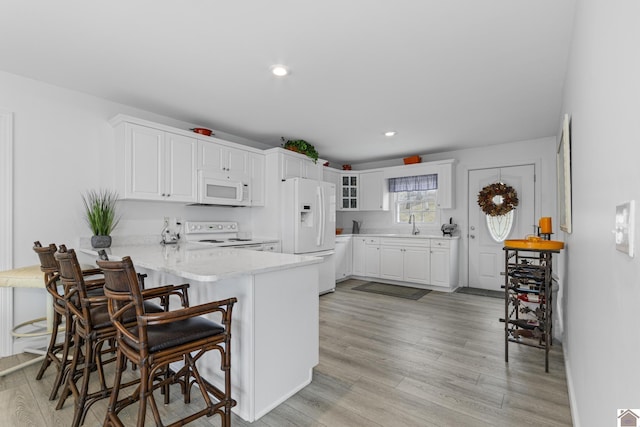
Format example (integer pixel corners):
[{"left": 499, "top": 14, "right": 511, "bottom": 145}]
[{"left": 539, "top": 217, "right": 552, "bottom": 234}]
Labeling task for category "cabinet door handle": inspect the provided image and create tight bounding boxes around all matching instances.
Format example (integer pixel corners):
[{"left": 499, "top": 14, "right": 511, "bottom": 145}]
[{"left": 470, "top": 234, "right": 475, "bottom": 239}]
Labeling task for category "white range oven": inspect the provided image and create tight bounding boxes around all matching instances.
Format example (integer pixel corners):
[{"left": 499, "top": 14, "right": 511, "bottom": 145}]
[{"left": 183, "top": 221, "right": 280, "bottom": 252}]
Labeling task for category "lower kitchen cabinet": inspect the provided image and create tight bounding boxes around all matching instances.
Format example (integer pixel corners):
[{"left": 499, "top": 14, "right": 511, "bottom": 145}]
[
  {"left": 429, "top": 239, "right": 459, "bottom": 288},
  {"left": 379, "top": 246, "right": 404, "bottom": 281},
  {"left": 380, "top": 238, "right": 430, "bottom": 284},
  {"left": 335, "top": 236, "right": 352, "bottom": 281},
  {"left": 352, "top": 237, "right": 366, "bottom": 276},
  {"left": 351, "top": 236, "right": 380, "bottom": 277},
  {"left": 364, "top": 238, "right": 381, "bottom": 278},
  {"left": 351, "top": 235, "right": 459, "bottom": 290},
  {"left": 404, "top": 247, "right": 432, "bottom": 283}
]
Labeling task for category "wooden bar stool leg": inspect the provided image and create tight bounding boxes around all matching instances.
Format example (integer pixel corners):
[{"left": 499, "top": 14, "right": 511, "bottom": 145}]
[
  {"left": 56, "top": 330, "right": 83, "bottom": 411},
  {"left": 71, "top": 335, "right": 95, "bottom": 427},
  {"left": 47, "top": 311, "right": 74, "bottom": 400},
  {"left": 35, "top": 309, "right": 59, "bottom": 381}
]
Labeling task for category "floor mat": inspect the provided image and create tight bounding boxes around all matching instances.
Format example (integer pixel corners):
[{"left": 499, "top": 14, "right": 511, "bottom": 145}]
[
  {"left": 352, "top": 282, "right": 431, "bottom": 300},
  {"left": 456, "top": 287, "right": 504, "bottom": 299}
]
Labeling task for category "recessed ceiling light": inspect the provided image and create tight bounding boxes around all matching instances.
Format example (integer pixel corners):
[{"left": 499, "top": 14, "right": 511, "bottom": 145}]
[
  {"left": 271, "top": 64, "right": 290, "bottom": 77},
  {"left": 384, "top": 131, "right": 397, "bottom": 137}
]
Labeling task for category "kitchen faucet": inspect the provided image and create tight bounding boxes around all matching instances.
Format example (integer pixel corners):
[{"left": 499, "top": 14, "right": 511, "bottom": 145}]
[{"left": 408, "top": 214, "right": 420, "bottom": 235}]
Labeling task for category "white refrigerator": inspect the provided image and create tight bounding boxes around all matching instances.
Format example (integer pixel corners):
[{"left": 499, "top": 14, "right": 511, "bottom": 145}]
[{"left": 281, "top": 178, "right": 336, "bottom": 294}]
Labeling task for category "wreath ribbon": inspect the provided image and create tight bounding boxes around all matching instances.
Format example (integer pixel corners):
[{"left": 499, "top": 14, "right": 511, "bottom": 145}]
[{"left": 477, "top": 182, "right": 519, "bottom": 216}]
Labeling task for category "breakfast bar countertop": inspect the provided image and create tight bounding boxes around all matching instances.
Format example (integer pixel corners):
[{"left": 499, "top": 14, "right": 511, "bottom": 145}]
[{"left": 79, "top": 243, "right": 322, "bottom": 282}]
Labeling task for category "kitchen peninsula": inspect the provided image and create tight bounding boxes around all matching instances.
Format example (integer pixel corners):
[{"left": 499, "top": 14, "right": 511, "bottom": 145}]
[{"left": 80, "top": 243, "right": 322, "bottom": 422}]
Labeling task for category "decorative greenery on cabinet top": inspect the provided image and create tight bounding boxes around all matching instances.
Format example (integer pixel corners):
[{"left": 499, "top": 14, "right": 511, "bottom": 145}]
[{"left": 281, "top": 137, "right": 319, "bottom": 163}]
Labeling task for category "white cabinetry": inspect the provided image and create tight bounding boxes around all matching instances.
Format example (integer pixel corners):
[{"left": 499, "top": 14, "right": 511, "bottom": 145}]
[
  {"left": 359, "top": 170, "right": 389, "bottom": 211},
  {"left": 350, "top": 235, "right": 459, "bottom": 290},
  {"left": 198, "top": 139, "right": 249, "bottom": 178},
  {"left": 352, "top": 236, "right": 366, "bottom": 276},
  {"left": 165, "top": 133, "right": 198, "bottom": 202},
  {"left": 405, "top": 246, "right": 432, "bottom": 284},
  {"left": 280, "top": 150, "right": 321, "bottom": 180},
  {"left": 380, "top": 238, "right": 430, "bottom": 284},
  {"left": 113, "top": 121, "right": 197, "bottom": 202},
  {"left": 335, "top": 236, "right": 352, "bottom": 282},
  {"left": 323, "top": 168, "right": 341, "bottom": 208},
  {"left": 351, "top": 236, "right": 380, "bottom": 277},
  {"left": 340, "top": 173, "right": 359, "bottom": 210},
  {"left": 435, "top": 160, "right": 455, "bottom": 209},
  {"left": 249, "top": 152, "right": 265, "bottom": 206},
  {"left": 379, "top": 245, "right": 404, "bottom": 281},
  {"left": 429, "top": 239, "right": 458, "bottom": 287},
  {"left": 364, "top": 237, "right": 381, "bottom": 278}
]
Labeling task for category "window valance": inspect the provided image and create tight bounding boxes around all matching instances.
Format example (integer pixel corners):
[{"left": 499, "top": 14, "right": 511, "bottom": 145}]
[{"left": 388, "top": 174, "right": 438, "bottom": 192}]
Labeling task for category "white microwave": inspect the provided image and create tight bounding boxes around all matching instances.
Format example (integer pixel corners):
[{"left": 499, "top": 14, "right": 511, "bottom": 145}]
[{"left": 198, "top": 171, "right": 251, "bottom": 206}]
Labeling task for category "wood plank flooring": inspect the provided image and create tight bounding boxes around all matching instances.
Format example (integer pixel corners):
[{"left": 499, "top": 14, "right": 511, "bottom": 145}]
[{"left": 0, "top": 279, "right": 572, "bottom": 426}]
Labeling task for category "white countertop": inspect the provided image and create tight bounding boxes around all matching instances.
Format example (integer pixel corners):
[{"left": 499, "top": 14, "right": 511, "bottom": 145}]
[
  {"left": 336, "top": 233, "right": 460, "bottom": 240},
  {"left": 80, "top": 243, "right": 322, "bottom": 282}
]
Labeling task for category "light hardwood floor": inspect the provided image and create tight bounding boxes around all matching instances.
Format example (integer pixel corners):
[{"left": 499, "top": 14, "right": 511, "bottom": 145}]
[{"left": 0, "top": 279, "right": 572, "bottom": 426}]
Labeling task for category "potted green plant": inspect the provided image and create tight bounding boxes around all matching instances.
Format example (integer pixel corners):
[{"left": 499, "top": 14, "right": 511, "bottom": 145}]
[
  {"left": 82, "top": 189, "right": 121, "bottom": 248},
  {"left": 281, "top": 137, "right": 319, "bottom": 163}
]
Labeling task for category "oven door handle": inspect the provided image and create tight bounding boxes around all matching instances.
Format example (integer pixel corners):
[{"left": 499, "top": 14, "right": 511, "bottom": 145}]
[{"left": 237, "top": 244, "right": 264, "bottom": 251}]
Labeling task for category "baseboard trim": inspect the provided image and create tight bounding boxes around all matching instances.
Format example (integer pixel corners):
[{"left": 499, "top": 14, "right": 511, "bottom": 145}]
[{"left": 563, "top": 344, "right": 580, "bottom": 427}]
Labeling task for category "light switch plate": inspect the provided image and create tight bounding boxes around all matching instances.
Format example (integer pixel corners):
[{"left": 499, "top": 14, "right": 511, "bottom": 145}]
[{"left": 615, "top": 200, "right": 635, "bottom": 257}]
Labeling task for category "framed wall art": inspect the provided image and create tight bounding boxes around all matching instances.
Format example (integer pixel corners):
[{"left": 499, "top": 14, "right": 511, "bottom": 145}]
[{"left": 557, "top": 113, "right": 572, "bottom": 233}]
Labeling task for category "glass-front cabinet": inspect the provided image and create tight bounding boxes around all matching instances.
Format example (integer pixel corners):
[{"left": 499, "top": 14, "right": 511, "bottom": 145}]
[{"left": 340, "top": 173, "right": 359, "bottom": 210}]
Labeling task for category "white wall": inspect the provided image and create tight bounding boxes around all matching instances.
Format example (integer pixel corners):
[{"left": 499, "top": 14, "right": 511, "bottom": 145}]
[
  {"left": 0, "top": 70, "right": 266, "bottom": 349},
  {"left": 560, "top": 1, "right": 640, "bottom": 426},
  {"left": 340, "top": 136, "right": 558, "bottom": 287}
]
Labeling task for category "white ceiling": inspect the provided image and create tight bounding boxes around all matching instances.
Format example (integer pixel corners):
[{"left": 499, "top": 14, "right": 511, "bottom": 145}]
[{"left": 0, "top": 0, "right": 576, "bottom": 164}]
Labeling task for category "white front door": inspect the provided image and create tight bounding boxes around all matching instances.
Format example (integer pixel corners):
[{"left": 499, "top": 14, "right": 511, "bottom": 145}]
[{"left": 468, "top": 165, "right": 536, "bottom": 290}]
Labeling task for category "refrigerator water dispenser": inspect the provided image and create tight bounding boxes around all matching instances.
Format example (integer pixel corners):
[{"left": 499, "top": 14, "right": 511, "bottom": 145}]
[{"left": 300, "top": 204, "right": 314, "bottom": 227}]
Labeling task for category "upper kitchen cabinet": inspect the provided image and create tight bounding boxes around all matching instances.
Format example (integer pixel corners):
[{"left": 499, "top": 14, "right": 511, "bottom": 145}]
[
  {"left": 249, "top": 152, "right": 265, "bottom": 206},
  {"left": 323, "top": 167, "right": 341, "bottom": 209},
  {"left": 322, "top": 167, "right": 340, "bottom": 186},
  {"left": 263, "top": 148, "right": 322, "bottom": 181},
  {"left": 197, "top": 138, "right": 249, "bottom": 180},
  {"left": 280, "top": 149, "right": 322, "bottom": 180},
  {"left": 359, "top": 170, "right": 389, "bottom": 211},
  {"left": 112, "top": 119, "right": 197, "bottom": 203},
  {"left": 435, "top": 160, "right": 455, "bottom": 209},
  {"left": 340, "top": 172, "right": 359, "bottom": 210}
]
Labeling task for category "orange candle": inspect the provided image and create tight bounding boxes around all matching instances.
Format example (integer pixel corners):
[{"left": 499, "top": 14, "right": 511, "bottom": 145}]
[{"left": 539, "top": 217, "right": 552, "bottom": 234}]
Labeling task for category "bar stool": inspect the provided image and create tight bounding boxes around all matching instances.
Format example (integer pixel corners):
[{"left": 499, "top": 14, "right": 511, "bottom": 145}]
[
  {"left": 32, "top": 241, "right": 105, "bottom": 401},
  {"left": 98, "top": 256, "right": 237, "bottom": 427},
  {"left": 54, "top": 246, "right": 183, "bottom": 427}
]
